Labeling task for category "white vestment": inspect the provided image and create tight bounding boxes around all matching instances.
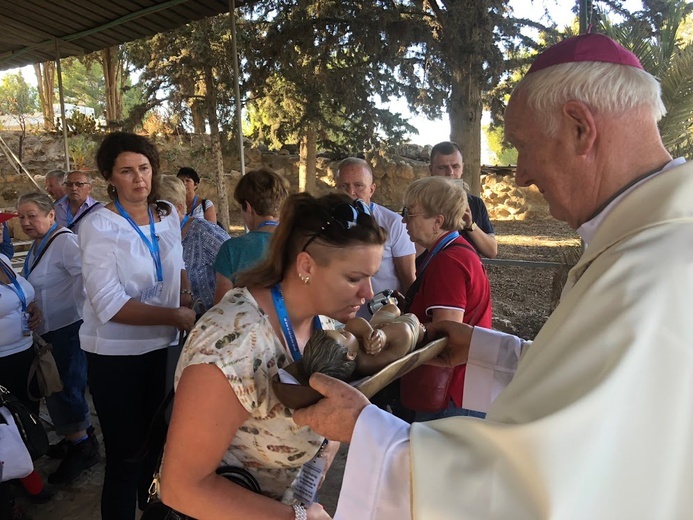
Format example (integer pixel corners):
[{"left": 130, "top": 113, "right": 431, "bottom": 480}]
[{"left": 335, "top": 160, "right": 693, "bottom": 519}]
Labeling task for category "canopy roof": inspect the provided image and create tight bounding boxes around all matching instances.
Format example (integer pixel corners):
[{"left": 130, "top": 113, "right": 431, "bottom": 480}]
[{"left": 0, "top": 0, "right": 236, "bottom": 71}]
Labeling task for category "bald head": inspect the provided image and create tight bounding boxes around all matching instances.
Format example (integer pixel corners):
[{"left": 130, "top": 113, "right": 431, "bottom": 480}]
[{"left": 336, "top": 158, "right": 376, "bottom": 204}]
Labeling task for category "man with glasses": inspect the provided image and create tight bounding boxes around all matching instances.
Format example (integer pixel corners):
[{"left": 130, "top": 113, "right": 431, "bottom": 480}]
[
  {"left": 429, "top": 142, "right": 498, "bottom": 258},
  {"left": 54, "top": 170, "right": 102, "bottom": 232},
  {"left": 336, "top": 158, "right": 415, "bottom": 318}
]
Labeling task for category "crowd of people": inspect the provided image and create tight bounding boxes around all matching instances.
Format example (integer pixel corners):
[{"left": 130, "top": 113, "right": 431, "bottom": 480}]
[{"left": 1, "top": 32, "right": 690, "bottom": 520}]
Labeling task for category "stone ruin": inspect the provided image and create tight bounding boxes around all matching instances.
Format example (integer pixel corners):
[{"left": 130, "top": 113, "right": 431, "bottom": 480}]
[{"left": 0, "top": 131, "right": 549, "bottom": 237}]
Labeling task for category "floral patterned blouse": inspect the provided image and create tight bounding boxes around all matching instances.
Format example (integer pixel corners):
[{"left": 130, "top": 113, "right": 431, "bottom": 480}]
[{"left": 175, "top": 287, "right": 330, "bottom": 503}]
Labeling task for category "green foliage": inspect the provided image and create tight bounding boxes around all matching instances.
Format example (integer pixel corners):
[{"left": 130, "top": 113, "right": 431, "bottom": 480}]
[
  {"left": 0, "top": 72, "right": 38, "bottom": 117},
  {"left": 56, "top": 111, "right": 98, "bottom": 135},
  {"left": 60, "top": 58, "right": 105, "bottom": 118},
  {"left": 241, "top": 1, "right": 415, "bottom": 154},
  {"left": 68, "top": 135, "right": 97, "bottom": 171},
  {"left": 484, "top": 124, "right": 517, "bottom": 165},
  {"left": 597, "top": 0, "right": 693, "bottom": 156}
]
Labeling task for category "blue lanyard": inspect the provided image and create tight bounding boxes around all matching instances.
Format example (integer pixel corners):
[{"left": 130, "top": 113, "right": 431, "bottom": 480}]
[
  {"left": 180, "top": 214, "right": 190, "bottom": 230},
  {"left": 115, "top": 199, "right": 164, "bottom": 283},
  {"left": 418, "top": 231, "right": 460, "bottom": 275},
  {"left": 0, "top": 260, "right": 27, "bottom": 311},
  {"left": 23, "top": 222, "right": 58, "bottom": 277},
  {"left": 66, "top": 205, "right": 74, "bottom": 226},
  {"left": 188, "top": 195, "right": 199, "bottom": 217},
  {"left": 369, "top": 202, "right": 374, "bottom": 212},
  {"left": 257, "top": 220, "right": 279, "bottom": 228},
  {"left": 271, "top": 283, "right": 322, "bottom": 362}
]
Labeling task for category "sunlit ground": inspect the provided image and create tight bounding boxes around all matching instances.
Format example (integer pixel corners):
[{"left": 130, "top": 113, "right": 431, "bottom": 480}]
[{"left": 497, "top": 234, "right": 581, "bottom": 248}]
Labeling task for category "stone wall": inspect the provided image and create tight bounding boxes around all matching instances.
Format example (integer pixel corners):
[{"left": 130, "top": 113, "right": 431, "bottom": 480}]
[{"left": 0, "top": 132, "right": 548, "bottom": 225}]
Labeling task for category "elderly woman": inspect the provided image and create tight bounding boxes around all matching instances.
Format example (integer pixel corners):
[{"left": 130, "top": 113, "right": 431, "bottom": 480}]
[
  {"left": 160, "top": 193, "right": 387, "bottom": 520},
  {"left": 17, "top": 192, "right": 98, "bottom": 485},
  {"left": 176, "top": 166, "right": 217, "bottom": 223},
  {"left": 400, "top": 176, "right": 492, "bottom": 422},
  {"left": 79, "top": 133, "right": 196, "bottom": 520},
  {"left": 158, "top": 175, "right": 229, "bottom": 313}
]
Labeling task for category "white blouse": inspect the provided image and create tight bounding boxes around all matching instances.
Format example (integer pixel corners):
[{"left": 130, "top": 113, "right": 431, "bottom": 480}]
[
  {"left": 25, "top": 230, "right": 84, "bottom": 335},
  {"left": 78, "top": 204, "right": 183, "bottom": 356},
  {"left": 0, "top": 254, "right": 35, "bottom": 357}
]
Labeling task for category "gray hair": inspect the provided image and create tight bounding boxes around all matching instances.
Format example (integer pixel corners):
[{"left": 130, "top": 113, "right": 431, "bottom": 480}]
[
  {"left": 17, "top": 192, "right": 55, "bottom": 215},
  {"left": 513, "top": 61, "right": 666, "bottom": 136},
  {"left": 157, "top": 175, "right": 186, "bottom": 210},
  {"left": 404, "top": 177, "right": 468, "bottom": 231},
  {"left": 336, "top": 157, "right": 373, "bottom": 183},
  {"left": 45, "top": 169, "right": 67, "bottom": 183}
]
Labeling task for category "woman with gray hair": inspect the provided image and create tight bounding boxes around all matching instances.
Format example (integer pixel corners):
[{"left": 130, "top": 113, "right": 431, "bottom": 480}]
[
  {"left": 399, "top": 176, "right": 492, "bottom": 422},
  {"left": 158, "top": 175, "right": 229, "bottom": 313},
  {"left": 16, "top": 191, "right": 99, "bottom": 484}
]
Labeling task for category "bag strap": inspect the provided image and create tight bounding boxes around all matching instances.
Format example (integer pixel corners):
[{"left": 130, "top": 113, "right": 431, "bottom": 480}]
[
  {"left": 403, "top": 241, "right": 477, "bottom": 313},
  {"left": 67, "top": 202, "right": 102, "bottom": 230},
  {"left": 27, "top": 229, "right": 71, "bottom": 273}
]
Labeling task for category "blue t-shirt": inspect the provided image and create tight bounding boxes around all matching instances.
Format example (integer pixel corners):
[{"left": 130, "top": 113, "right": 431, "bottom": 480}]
[{"left": 214, "top": 231, "right": 273, "bottom": 283}]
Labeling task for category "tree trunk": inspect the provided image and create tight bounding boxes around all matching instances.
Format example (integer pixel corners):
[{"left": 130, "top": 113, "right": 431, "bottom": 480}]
[
  {"left": 449, "top": 68, "right": 482, "bottom": 197},
  {"left": 100, "top": 46, "right": 124, "bottom": 124},
  {"left": 33, "top": 62, "right": 55, "bottom": 131},
  {"left": 191, "top": 80, "right": 207, "bottom": 134},
  {"left": 299, "top": 128, "right": 317, "bottom": 193},
  {"left": 204, "top": 64, "right": 230, "bottom": 230}
]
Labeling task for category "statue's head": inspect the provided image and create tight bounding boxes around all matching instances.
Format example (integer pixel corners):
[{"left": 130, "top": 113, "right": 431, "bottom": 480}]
[{"left": 298, "top": 329, "right": 358, "bottom": 382}]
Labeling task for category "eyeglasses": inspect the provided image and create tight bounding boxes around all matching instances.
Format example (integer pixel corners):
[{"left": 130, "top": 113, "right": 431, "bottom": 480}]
[
  {"left": 302, "top": 199, "right": 371, "bottom": 252},
  {"left": 401, "top": 207, "right": 425, "bottom": 219},
  {"left": 64, "top": 181, "right": 90, "bottom": 188}
]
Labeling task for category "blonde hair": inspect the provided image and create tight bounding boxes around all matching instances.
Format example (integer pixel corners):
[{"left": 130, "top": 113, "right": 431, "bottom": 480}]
[
  {"left": 158, "top": 175, "right": 186, "bottom": 210},
  {"left": 404, "top": 177, "right": 467, "bottom": 231}
]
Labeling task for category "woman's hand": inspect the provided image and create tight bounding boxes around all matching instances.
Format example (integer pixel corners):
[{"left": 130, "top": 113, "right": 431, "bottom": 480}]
[
  {"left": 307, "top": 502, "right": 332, "bottom": 519},
  {"left": 173, "top": 307, "right": 196, "bottom": 332},
  {"left": 27, "top": 301, "right": 41, "bottom": 330}
]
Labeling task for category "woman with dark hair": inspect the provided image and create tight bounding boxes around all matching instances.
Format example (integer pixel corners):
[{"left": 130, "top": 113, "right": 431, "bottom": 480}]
[
  {"left": 79, "top": 132, "right": 196, "bottom": 520},
  {"left": 160, "top": 193, "right": 387, "bottom": 519},
  {"left": 176, "top": 166, "right": 217, "bottom": 223}
]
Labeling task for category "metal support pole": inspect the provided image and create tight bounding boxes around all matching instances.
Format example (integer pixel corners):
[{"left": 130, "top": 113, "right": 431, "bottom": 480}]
[
  {"left": 55, "top": 40, "right": 70, "bottom": 171},
  {"left": 229, "top": 0, "right": 245, "bottom": 175}
]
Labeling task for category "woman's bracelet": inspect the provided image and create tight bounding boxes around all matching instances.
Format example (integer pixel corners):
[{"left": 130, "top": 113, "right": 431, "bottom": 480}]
[
  {"left": 180, "top": 289, "right": 193, "bottom": 297},
  {"left": 293, "top": 504, "right": 307, "bottom": 520}
]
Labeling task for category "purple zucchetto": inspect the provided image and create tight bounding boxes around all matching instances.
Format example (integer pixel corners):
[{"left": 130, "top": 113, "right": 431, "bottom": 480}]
[{"left": 528, "top": 33, "right": 643, "bottom": 74}]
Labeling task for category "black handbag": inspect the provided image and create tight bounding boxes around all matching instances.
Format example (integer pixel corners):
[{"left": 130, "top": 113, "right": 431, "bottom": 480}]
[{"left": 0, "top": 385, "right": 48, "bottom": 460}]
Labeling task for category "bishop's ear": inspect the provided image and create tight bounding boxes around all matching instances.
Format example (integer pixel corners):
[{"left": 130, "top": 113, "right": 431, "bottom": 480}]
[{"left": 563, "top": 100, "right": 597, "bottom": 156}]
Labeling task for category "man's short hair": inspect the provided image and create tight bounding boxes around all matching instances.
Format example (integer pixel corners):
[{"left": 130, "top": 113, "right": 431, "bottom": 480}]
[
  {"left": 336, "top": 157, "right": 374, "bottom": 183},
  {"left": 514, "top": 62, "right": 666, "bottom": 136},
  {"left": 430, "top": 142, "right": 463, "bottom": 164},
  {"left": 45, "top": 169, "right": 66, "bottom": 183},
  {"left": 234, "top": 168, "right": 290, "bottom": 217}
]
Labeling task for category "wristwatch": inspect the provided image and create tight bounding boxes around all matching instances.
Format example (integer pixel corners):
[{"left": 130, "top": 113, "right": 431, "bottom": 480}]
[
  {"left": 464, "top": 222, "right": 477, "bottom": 232},
  {"left": 293, "top": 504, "right": 307, "bottom": 520}
]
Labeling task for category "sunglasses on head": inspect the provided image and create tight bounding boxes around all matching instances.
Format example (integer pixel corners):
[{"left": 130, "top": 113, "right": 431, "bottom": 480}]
[{"left": 302, "top": 199, "right": 371, "bottom": 252}]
